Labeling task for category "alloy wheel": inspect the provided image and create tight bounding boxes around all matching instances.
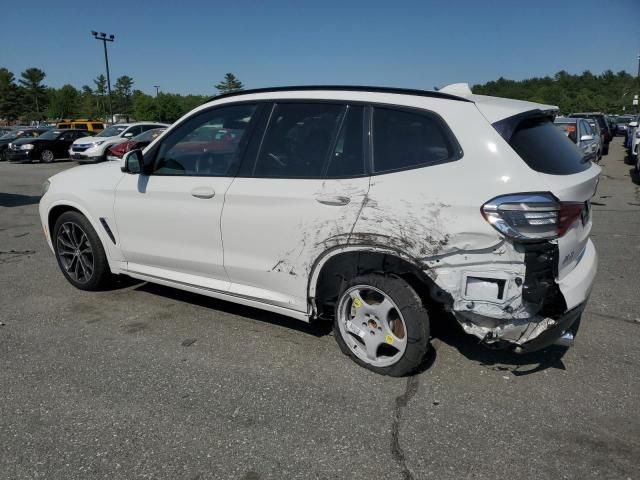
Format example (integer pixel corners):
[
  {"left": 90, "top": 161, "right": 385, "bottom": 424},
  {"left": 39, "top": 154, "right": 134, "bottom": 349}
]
[
  {"left": 41, "top": 150, "right": 54, "bottom": 163},
  {"left": 337, "top": 285, "right": 408, "bottom": 367},
  {"left": 56, "top": 222, "right": 94, "bottom": 284}
]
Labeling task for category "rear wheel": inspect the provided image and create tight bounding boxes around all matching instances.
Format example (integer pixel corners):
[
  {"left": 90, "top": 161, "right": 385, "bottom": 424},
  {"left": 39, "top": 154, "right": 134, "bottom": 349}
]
[
  {"left": 40, "top": 149, "right": 54, "bottom": 163},
  {"left": 333, "top": 274, "right": 430, "bottom": 376},
  {"left": 53, "top": 211, "right": 112, "bottom": 290},
  {"left": 602, "top": 143, "right": 609, "bottom": 156},
  {"left": 0, "top": 150, "right": 6, "bottom": 162}
]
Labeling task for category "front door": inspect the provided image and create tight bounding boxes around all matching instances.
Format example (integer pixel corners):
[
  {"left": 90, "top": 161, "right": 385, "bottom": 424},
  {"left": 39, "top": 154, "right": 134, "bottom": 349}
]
[
  {"left": 222, "top": 102, "right": 370, "bottom": 312},
  {"left": 114, "top": 103, "right": 259, "bottom": 291}
]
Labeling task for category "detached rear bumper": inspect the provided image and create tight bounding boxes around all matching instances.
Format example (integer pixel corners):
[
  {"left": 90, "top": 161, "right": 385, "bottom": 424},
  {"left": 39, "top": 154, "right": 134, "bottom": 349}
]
[
  {"left": 515, "top": 304, "right": 583, "bottom": 353},
  {"left": 452, "top": 239, "right": 596, "bottom": 351}
]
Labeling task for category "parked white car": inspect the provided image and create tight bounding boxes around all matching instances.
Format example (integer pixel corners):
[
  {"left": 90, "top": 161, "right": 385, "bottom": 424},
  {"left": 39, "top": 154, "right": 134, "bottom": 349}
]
[
  {"left": 70, "top": 122, "right": 168, "bottom": 163},
  {"left": 626, "top": 116, "right": 640, "bottom": 168},
  {"left": 39, "top": 85, "right": 599, "bottom": 376}
]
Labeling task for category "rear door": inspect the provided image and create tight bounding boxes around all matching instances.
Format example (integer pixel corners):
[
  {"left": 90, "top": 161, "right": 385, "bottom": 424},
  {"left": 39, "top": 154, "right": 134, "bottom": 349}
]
[{"left": 222, "top": 102, "right": 370, "bottom": 312}]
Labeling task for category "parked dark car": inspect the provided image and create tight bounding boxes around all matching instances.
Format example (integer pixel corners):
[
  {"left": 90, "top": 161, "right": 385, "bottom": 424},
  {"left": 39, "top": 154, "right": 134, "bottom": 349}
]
[
  {"left": 0, "top": 128, "right": 49, "bottom": 161},
  {"left": 106, "top": 127, "right": 166, "bottom": 160},
  {"left": 569, "top": 112, "right": 612, "bottom": 155},
  {"left": 6, "top": 129, "right": 87, "bottom": 163}
]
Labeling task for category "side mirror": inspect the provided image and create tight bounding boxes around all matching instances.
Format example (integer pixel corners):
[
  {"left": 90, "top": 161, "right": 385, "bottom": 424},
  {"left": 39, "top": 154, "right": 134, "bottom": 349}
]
[
  {"left": 123, "top": 132, "right": 134, "bottom": 138},
  {"left": 629, "top": 121, "right": 638, "bottom": 128},
  {"left": 121, "top": 149, "right": 144, "bottom": 174},
  {"left": 580, "top": 135, "right": 594, "bottom": 141}
]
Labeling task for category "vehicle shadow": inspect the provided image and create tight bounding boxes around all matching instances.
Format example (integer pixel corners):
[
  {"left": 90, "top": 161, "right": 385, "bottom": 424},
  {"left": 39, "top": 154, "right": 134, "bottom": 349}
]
[
  {"left": 123, "top": 280, "right": 560, "bottom": 376},
  {"left": 0, "top": 192, "right": 41, "bottom": 207},
  {"left": 430, "top": 311, "right": 568, "bottom": 376},
  {"left": 135, "top": 282, "right": 334, "bottom": 337}
]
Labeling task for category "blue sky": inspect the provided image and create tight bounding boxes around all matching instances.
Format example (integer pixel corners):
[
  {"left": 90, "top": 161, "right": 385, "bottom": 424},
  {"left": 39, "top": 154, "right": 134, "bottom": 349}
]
[{"left": 1, "top": 0, "right": 638, "bottom": 96}]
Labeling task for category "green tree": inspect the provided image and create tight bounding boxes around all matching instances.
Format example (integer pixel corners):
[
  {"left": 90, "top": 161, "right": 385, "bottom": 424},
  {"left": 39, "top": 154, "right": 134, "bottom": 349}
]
[
  {"left": 93, "top": 74, "right": 107, "bottom": 118},
  {"left": 78, "top": 85, "right": 99, "bottom": 118},
  {"left": 0, "top": 68, "right": 21, "bottom": 121},
  {"left": 18, "top": 67, "right": 47, "bottom": 117},
  {"left": 132, "top": 90, "right": 158, "bottom": 121},
  {"left": 215, "top": 73, "right": 244, "bottom": 94},
  {"left": 47, "top": 84, "right": 80, "bottom": 119},
  {"left": 114, "top": 75, "right": 134, "bottom": 118}
]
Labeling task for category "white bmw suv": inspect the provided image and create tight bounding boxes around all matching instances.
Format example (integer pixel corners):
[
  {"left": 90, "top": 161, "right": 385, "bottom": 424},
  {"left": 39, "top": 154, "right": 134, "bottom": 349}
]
[
  {"left": 40, "top": 85, "right": 599, "bottom": 376},
  {"left": 70, "top": 122, "right": 168, "bottom": 163}
]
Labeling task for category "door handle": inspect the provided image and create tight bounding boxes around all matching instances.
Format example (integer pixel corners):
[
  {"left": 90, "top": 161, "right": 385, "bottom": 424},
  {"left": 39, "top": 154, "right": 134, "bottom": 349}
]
[
  {"left": 191, "top": 187, "right": 216, "bottom": 199},
  {"left": 315, "top": 195, "right": 351, "bottom": 206}
]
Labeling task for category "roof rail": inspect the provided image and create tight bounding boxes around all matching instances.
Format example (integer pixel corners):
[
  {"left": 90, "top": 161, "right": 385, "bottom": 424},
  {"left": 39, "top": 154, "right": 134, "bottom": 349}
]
[{"left": 206, "top": 85, "right": 473, "bottom": 103}]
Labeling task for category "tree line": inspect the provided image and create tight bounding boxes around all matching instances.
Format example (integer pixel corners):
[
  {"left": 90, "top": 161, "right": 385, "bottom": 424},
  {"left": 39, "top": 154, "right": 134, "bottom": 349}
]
[
  {"left": 472, "top": 69, "right": 640, "bottom": 114},
  {"left": 0, "top": 68, "right": 244, "bottom": 124}
]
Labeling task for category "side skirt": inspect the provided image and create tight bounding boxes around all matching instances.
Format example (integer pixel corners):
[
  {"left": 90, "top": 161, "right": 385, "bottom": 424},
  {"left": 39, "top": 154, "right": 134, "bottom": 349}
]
[{"left": 125, "top": 270, "right": 312, "bottom": 323}]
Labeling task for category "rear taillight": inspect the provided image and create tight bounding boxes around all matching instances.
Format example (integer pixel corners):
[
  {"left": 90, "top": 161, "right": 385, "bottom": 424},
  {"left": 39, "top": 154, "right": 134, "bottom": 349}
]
[{"left": 481, "top": 193, "right": 585, "bottom": 241}]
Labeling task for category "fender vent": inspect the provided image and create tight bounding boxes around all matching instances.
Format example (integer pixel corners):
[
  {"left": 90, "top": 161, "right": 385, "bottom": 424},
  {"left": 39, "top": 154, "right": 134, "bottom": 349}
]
[{"left": 99, "top": 217, "right": 116, "bottom": 244}]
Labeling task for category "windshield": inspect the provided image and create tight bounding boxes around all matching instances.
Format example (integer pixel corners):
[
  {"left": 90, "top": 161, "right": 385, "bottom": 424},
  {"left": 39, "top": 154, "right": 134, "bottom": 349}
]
[
  {"left": 96, "top": 125, "right": 127, "bottom": 137},
  {"left": 0, "top": 132, "right": 17, "bottom": 140},
  {"left": 133, "top": 128, "right": 165, "bottom": 142},
  {"left": 38, "top": 130, "right": 63, "bottom": 140}
]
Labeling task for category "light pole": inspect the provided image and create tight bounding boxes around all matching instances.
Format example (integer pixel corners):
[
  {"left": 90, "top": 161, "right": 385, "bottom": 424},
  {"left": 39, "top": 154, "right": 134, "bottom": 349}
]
[
  {"left": 91, "top": 31, "right": 115, "bottom": 122},
  {"left": 153, "top": 85, "right": 160, "bottom": 97}
]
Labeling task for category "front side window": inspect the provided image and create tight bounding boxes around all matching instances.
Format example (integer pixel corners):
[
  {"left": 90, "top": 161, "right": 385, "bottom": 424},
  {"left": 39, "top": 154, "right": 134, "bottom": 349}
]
[
  {"left": 150, "top": 104, "right": 256, "bottom": 176},
  {"left": 372, "top": 107, "right": 461, "bottom": 174},
  {"left": 253, "top": 103, "right": 345, "bottom": 178}
]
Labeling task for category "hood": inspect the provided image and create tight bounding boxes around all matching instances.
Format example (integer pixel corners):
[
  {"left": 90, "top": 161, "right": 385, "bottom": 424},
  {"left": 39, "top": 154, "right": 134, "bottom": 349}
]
[
  {"left": 11, "top": 137, "right": 42, "bottom": 146},
  {"left": 73, "top": 135, "right": 120, "bottom": 145}
]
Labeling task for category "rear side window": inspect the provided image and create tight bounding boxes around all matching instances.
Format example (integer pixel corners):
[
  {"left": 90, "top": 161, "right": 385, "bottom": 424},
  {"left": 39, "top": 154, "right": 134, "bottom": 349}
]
[
  {"left": 372, "top": 107, "right": 461, "bottom": 174},
  {"left": 506, "top": 117, "right": 590, "bottom": 175},
  {"left": 253, "top": 103, "right": 345, "bottom": 178},
  {"left": 73, "top": 123, "right": 88, "bottom": 130},
  {"left": 91, "top": 123, "right": 104, "bottom": 130},
  {"left": 57, "top": 123, "right": 70, "bottom": 129}
]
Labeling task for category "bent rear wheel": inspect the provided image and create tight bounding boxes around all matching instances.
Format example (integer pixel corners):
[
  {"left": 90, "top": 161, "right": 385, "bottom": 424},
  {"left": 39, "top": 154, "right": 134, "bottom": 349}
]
[{"left": 334, "top": 274, "right": 430, "bottom": 376}]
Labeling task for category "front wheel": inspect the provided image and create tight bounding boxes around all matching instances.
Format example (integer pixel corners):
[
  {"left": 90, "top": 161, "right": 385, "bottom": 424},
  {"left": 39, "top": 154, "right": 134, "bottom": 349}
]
[
  {"left": 53, "top": 211, "right": 112, "bottom": 290},
  {"left": 40, "top": 149, "right": 55, "bottom": 163},
  {"left": 333, "top": 274, "right": 430, "bottom": 376}
]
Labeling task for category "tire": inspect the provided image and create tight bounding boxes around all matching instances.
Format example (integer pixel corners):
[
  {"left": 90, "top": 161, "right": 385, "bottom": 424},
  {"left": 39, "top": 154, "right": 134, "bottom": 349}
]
[
  {"left": 0, "top": 150, "right": 6, "bottom": 162},
  {"left": 333, "top": 273, "right": 430, "bottom": 377},
  {"left": 53, "top": 211, "right": 112, "bottom": 291},
  {"left": 602, "top": 144, "right": 609, "bottom": 156},
  {"left": 40, "top": 149, "right": 55, "bottom": 163}
]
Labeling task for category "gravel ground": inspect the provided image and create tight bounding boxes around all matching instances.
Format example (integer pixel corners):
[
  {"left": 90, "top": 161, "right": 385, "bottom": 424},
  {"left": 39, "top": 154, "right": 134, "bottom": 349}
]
[{"left": 1, "top": 138, "right": 638, "bottom": 480}]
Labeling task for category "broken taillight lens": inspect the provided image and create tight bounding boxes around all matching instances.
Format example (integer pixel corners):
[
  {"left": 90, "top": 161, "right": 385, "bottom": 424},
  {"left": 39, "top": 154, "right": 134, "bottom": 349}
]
[{"left": 481, "top": 193, "right": 584, "bottom": 241}]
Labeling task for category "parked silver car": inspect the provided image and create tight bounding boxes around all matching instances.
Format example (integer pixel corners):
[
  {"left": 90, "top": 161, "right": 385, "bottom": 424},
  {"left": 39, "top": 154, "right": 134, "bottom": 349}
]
[{"left": 554, "top": 117, "right": 599, "bottom": 163}]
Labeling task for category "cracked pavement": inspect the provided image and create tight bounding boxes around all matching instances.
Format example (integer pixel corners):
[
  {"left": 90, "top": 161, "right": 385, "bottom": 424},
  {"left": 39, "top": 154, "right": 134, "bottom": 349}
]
[{"left": 1, "top": 139, "right": 639, "bottom": 479}]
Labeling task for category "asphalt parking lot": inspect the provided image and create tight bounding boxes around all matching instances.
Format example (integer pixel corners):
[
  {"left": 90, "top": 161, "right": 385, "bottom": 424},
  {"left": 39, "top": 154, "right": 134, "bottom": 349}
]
[{"left": 1, "top": 139, "right": 639, "bottom": 480}]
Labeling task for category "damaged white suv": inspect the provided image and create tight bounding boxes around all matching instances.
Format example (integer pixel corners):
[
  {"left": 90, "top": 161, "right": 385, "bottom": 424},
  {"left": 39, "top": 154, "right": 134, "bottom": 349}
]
[{"left": 39, "top": 84, "right": 599, "bottom": 376}]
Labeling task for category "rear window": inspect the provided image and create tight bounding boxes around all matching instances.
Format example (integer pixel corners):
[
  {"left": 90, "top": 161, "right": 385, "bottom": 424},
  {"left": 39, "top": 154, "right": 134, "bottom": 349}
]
[{"left": 502, "top": 116, "right": 590, "bottom": 175}]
